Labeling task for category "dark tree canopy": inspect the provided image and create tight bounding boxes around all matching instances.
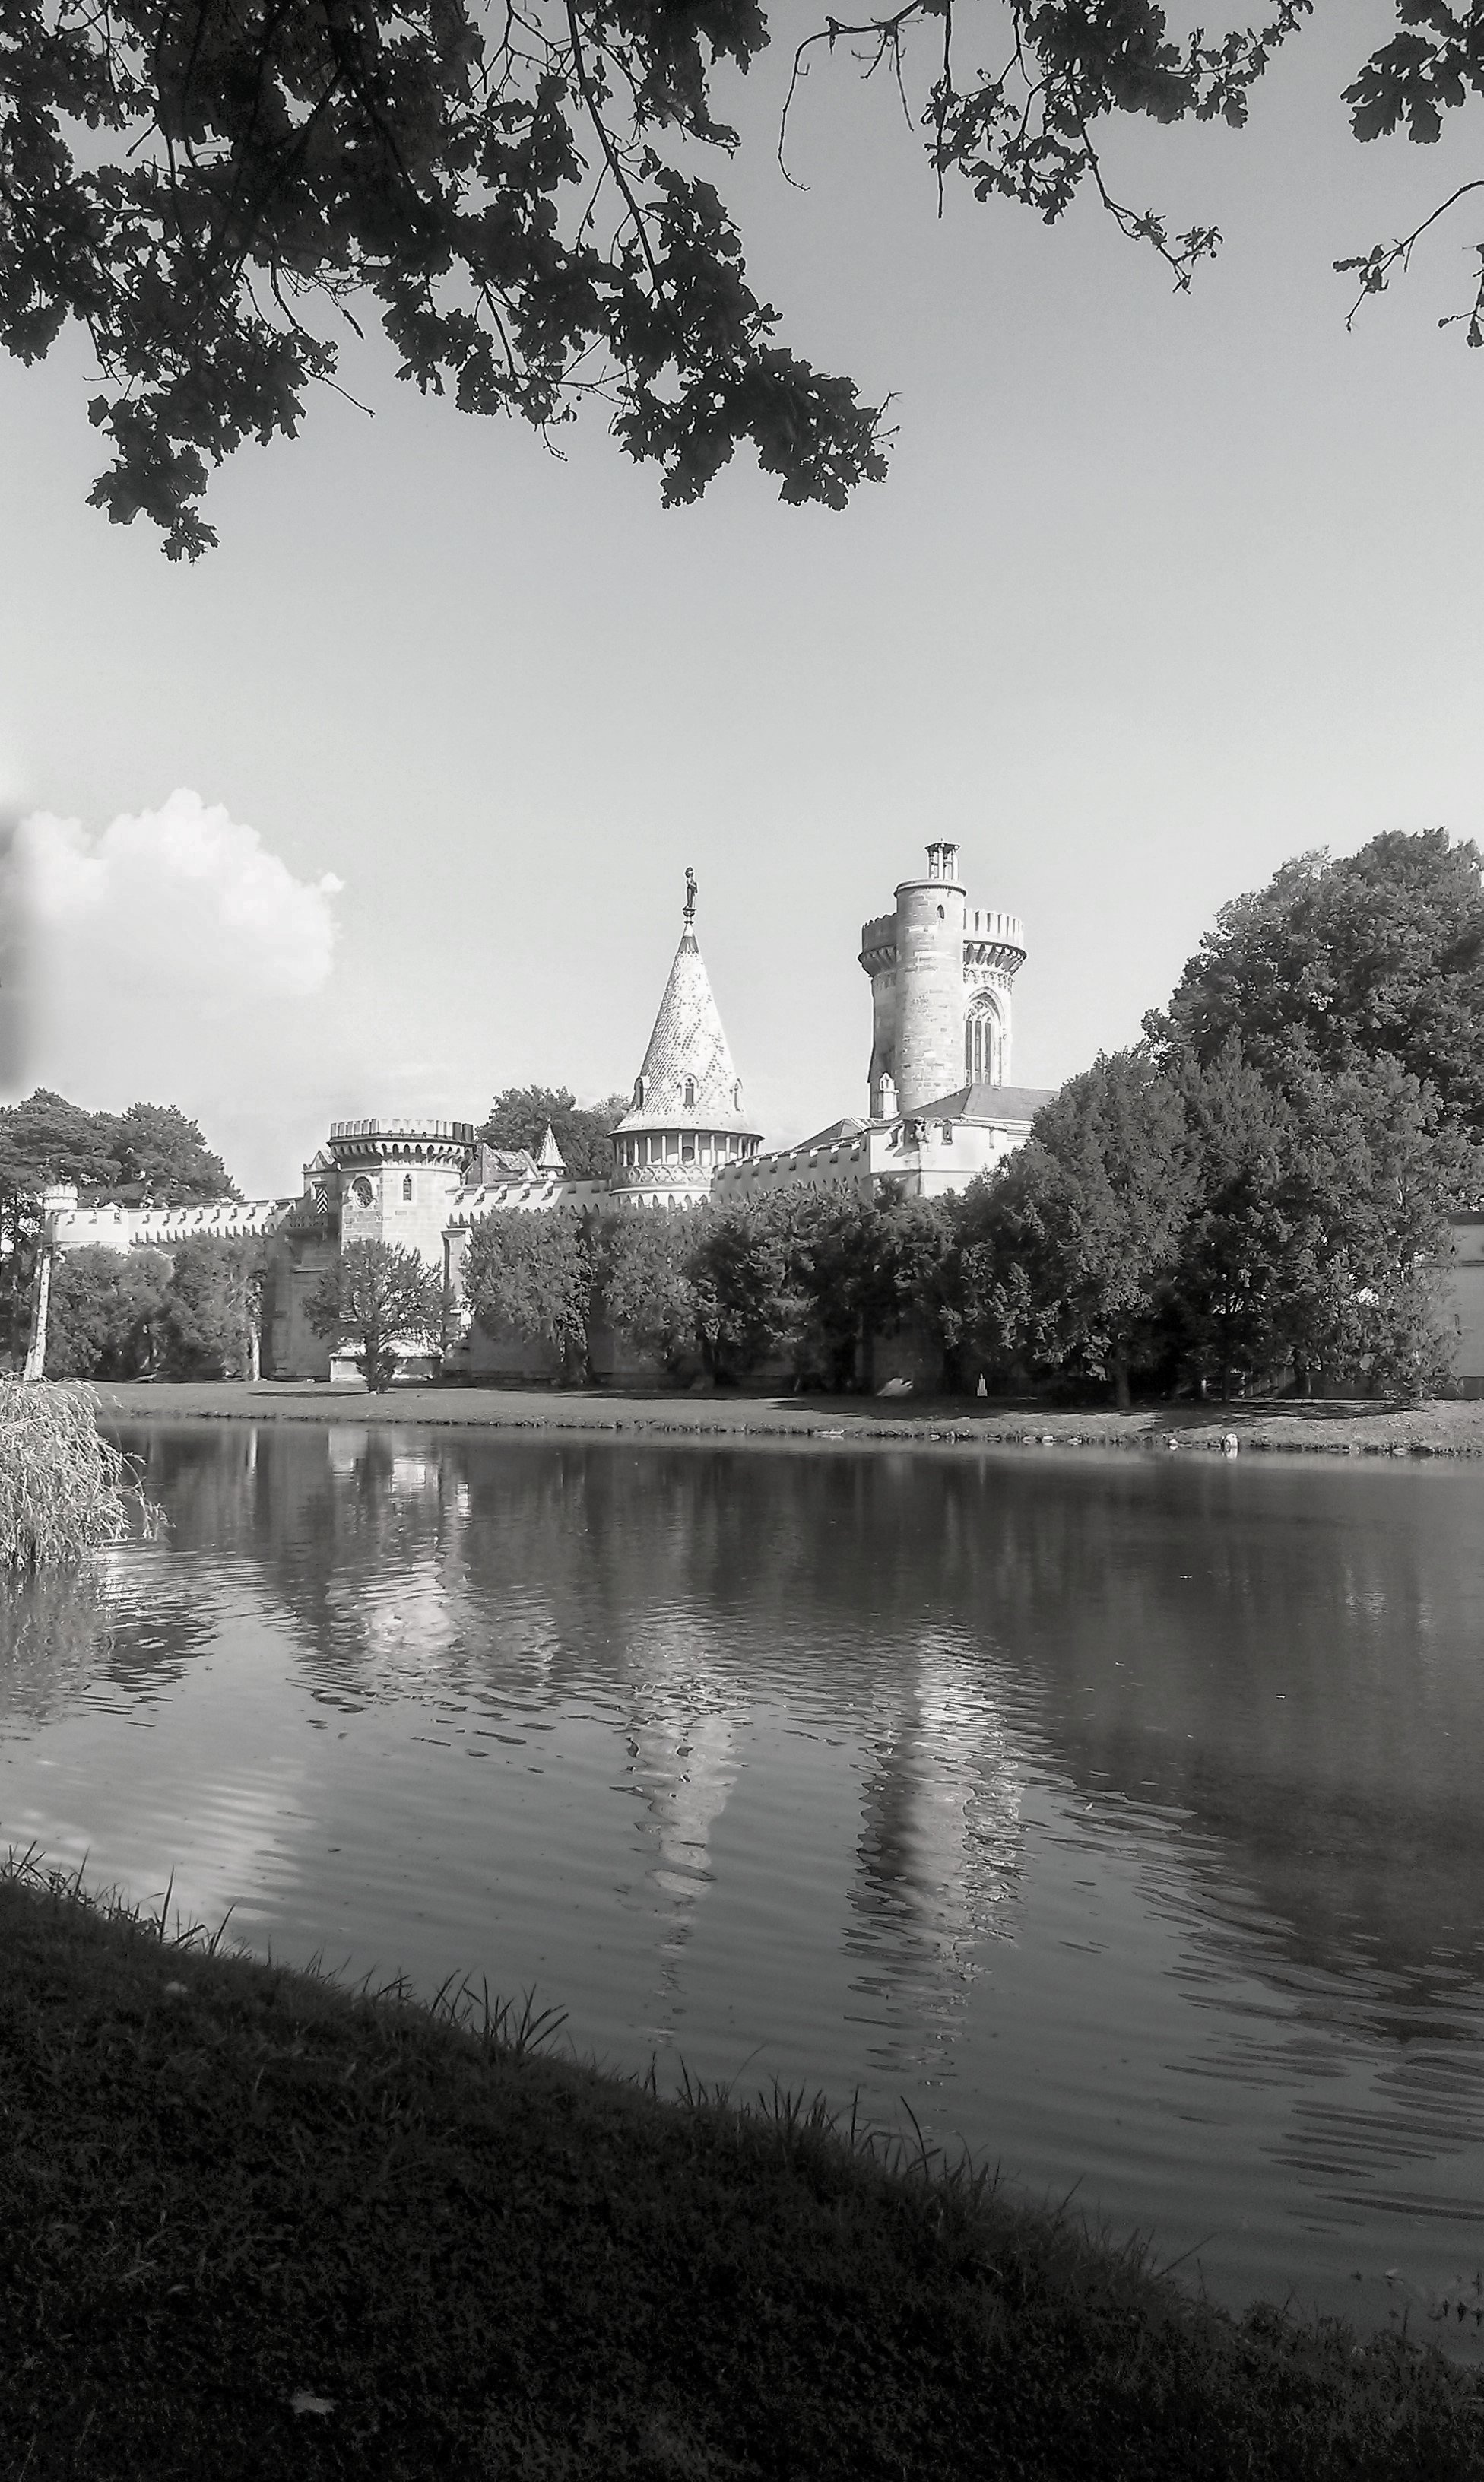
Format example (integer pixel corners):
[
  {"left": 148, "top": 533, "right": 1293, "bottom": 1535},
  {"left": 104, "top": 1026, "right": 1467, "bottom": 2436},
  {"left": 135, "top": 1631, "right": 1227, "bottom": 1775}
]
[
  {"left": 43, "top": 1244, "right": 172, "bottom": 1379},
  {"left": 2, "top": 3, "right": 1479, "bottom": 556},
  {"left": 0, "top": 1088, "right": 237, "bottom": 1202},
  {"left": 159, "top": 1234, "right": 266, "bottom": 1377},
  {"left": 1147, "top": 830, "right": 1484, "bottom": 1135},
  {"left": 480, "top": 1086, "right": 626, "bottom": 1181},
  {"left": 463, "top": 1204, "right": 594, "bottom": 1377},
  {"left": 0, "top": 1087, "right": 238, "bottom": 1356}
]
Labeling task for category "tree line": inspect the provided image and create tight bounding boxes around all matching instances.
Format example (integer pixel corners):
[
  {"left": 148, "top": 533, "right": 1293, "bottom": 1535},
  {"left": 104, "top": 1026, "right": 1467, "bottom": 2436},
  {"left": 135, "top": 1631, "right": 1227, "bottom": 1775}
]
[
  {"left": 43, "top": 1239, "right": 265, "bottom": 1382},
  {"left": 14, "top": 828, "right": 1484, "bottom": 1401},
  {"left": 0, "top": 1092, "right": 239, "bottom": 1365},
  {"left": 462, "top": 832, "right": 1484, "bottom": 1405}
]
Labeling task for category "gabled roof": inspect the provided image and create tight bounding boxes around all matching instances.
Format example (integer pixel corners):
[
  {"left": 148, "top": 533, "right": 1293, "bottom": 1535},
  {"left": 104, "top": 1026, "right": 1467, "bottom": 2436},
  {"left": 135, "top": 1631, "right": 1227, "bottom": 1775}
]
[
  {"left": 793, "top": 1116, "right": 870, "bottom": 1149},
  {"left": 617, "top": 926, "right": 758, "bottom": 1135},
  {"left": 914, "top": 1084, "right": 1054, "bottom": 1125}
]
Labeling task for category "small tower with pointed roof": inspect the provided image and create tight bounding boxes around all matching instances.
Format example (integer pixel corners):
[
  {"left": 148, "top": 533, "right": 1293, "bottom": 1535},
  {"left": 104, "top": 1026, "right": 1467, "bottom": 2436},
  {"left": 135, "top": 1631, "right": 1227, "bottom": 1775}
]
[
  {"left": 610, "top": 868, "right": 761, "bottom": 1209},
  {"left": 535, "top": 1122, "right": 566, "bottom": 1174}
]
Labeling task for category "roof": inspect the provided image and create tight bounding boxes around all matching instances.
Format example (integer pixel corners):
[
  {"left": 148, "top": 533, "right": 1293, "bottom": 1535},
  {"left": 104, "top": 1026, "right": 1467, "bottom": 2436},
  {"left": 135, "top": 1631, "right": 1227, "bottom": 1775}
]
[
  {"left": 792, "top": 1116, "right": 870, "bottom": 1149},
  {"left": 617, "top": 928, "right": 758, "bottom": 1135},
  {"left": 913, "top": 1084, "right": 1054, "bottom": 1125}
]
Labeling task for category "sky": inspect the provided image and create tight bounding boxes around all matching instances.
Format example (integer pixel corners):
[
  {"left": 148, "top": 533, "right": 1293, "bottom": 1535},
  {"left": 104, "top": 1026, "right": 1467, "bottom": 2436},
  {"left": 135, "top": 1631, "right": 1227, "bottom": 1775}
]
[{"left": 3, "top": 2, "right": 1482, "bottom": 1198}]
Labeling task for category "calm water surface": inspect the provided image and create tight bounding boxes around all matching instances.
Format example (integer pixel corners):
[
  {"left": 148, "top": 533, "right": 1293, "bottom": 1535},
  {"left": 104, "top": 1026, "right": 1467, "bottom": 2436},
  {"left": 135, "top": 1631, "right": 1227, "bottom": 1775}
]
[{"left": 3, "top": 1420, "right": 1483, "bottom": 2347}]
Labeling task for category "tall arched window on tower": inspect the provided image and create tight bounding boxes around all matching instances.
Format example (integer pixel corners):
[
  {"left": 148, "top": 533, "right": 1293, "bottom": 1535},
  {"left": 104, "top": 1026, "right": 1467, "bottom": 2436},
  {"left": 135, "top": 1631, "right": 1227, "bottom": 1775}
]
[
  {"left": 401, "top": 1173, "right": 414, "bottom": 1202},
  {"left": 683, "top": 1077, "right": 696, "bottom": 1109},
  {"left": 633, "top": 1076, "right": 645, "bottom": 1108},
  {"left": 966, "top": 999, "right": 1003, "bottom": 1087}
]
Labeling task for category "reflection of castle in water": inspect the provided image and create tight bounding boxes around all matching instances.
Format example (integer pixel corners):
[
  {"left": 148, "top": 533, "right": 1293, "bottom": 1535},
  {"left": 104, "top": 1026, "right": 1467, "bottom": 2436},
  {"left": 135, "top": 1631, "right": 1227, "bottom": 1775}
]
[
  {"left": 68, "top": 1424, "right": 1484, "bottom": 2082},
  {"left": 106, "top": 1424, "right": 1030, "bottom": 2048}
]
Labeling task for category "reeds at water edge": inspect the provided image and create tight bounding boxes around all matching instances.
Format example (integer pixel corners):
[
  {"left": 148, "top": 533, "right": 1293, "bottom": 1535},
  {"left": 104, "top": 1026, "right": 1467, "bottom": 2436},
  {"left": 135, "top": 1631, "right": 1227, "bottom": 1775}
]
[{"left": 0, "top": 1379, "right": 160, "bottom": 1568}]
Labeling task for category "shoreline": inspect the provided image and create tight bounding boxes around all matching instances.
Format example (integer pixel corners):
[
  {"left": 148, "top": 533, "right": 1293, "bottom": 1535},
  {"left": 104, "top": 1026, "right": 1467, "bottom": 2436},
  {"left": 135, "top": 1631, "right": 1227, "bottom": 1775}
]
[
  {"left": 89, "top": 1377, "right": 1484, "bottom": 1458},
  {"left": 2, "top": 1855, "right": 1479, "bottom": 2480}
]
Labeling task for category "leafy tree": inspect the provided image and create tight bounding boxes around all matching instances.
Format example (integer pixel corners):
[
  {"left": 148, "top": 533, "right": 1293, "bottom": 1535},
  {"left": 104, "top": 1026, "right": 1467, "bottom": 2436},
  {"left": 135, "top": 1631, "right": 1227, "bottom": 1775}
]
[
  {"left": 43, "top": 1246, "right": 172, "bottom": 1379},
  {"left": 160, "top": 1237, "right": 267, "bottom": 1379},
  {"left": 1164, "top": 1040, "right": 1314, "bottom": 1401},
  {"left": 1169, "top": 1044, "right": 1477, "bottom": 1402},
  {"left": 1149, "top": 831, "right": 1484, "bottom": 1135},
  {"left": 954, "top": 1050, "right": 1194, "bottom": 1408},
  {"left": 3, "top": 5, "right": 1476, "bottom": 557},
  {"left": 0, "top": 1092, "right": 121, "bottom": 1357},
  {"left": 462, "top": 1209, "right": 595, "bottom": 1382},
  {"left": 306, "top": 1239, "right": 445, "bottom": 1392},
  {"left": 0, "top": 1089, "right": 239, "bottom": 1357},
  {"left": 595, "top": 1207, "right": 706, "bottom": 1379},
  {"left": 782, "top": 1193, "right": 956, "bottom": 1389},
  {"left": 689, "top": 1200, "right": 807, "bottom": 1382},
  {"left": 479, "top": 1088, "right": 627, "bottom": 1184},
  {"left": 103, "top": 1104, "right": 238, "bottom": 1204}
]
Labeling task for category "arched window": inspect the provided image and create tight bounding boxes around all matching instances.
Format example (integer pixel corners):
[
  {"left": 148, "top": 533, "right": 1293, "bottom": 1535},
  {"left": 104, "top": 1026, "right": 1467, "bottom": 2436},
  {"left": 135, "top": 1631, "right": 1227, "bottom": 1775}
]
[
  {"left": 351, "top": 1176, "right": 374, "bottom": 1208},
  {"left": 401, "top": 1173, "right": 414, "bottom": 1202},
  {"left": 732, "top": 1081, "right": 741, "bottom": 1112},
  {"left": 965, "top": 1002, "right": 1002, "bottom": 1087},
  {"left": 633, "top": 1076, "right": 645, "bottom": 1107},
  {"left": 683, "top": 1077, "right": 696, "bottom": 1109}
]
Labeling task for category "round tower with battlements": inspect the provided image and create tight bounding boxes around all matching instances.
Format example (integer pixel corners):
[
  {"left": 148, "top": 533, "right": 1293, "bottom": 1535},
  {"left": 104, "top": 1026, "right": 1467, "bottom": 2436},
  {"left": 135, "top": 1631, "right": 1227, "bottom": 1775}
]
[{"left": 859, "top": 842, "right": 1026, "bottom": 1119}]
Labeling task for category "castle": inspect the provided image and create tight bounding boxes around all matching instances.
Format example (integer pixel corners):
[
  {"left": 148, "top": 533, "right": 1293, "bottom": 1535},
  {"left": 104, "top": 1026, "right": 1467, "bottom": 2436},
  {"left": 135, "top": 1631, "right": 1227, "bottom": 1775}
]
[
  {"left": 37, "top": 843, "right": 1055, "bottom": 1379},
  {"left": 38, "top": 839, "right": 1484, "bottom": 1389}
]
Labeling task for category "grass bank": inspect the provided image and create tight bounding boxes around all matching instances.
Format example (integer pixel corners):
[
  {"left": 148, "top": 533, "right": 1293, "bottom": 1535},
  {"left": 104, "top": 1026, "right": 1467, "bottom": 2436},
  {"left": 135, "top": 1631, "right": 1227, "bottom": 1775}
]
[
  {"left": 91, "top": 1376, "right": 1484, "bottom": 1458},
  {"left": 2, "top": 1862, "right": 1482, "bottom": 2481}
]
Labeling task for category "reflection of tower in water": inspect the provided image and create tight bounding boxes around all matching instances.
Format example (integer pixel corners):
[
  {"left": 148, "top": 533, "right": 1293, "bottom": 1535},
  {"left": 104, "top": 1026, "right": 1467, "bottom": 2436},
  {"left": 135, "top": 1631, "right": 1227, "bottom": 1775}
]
[
  {"left": 849, "top": 1627, "right": 1023, "bottom": 2079},
  {"left": 617, "top": 1610, "right": 743, "bottom": 2027}
]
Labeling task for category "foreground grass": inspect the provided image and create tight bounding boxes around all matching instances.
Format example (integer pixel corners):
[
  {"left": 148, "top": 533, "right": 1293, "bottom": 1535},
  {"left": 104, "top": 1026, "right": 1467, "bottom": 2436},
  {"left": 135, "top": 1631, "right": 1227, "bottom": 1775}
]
[{"left": 2, "top": 1869, "right": 1482, "bottom": 2480}]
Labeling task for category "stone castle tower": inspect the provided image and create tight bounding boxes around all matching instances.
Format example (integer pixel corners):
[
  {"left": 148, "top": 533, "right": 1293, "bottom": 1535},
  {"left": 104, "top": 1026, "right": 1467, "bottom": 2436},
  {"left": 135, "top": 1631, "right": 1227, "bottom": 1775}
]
[
  {"left": 858, "top": 841, "right": 1027, "bottom": 1119},
  {"left": 610, "top": 870, "right": 762, "bottom": 1208}
]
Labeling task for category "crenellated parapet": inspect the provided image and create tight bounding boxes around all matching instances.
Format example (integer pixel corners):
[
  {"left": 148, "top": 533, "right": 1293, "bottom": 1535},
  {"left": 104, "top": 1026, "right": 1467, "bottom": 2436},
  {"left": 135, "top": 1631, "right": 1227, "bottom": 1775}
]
[{"left": 328, "top": 1117, "right": 476, "bottom": 1166}]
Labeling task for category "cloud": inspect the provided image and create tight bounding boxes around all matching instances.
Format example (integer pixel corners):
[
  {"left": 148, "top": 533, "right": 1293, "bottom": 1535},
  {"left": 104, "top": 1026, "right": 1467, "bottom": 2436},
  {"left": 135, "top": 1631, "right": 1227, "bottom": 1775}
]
[
  {"left": 6, "top": 790, "right": 350, "bottom": 1195},
  {"left": 21, "top": 789, "right": 343, "bottom": 1008}
]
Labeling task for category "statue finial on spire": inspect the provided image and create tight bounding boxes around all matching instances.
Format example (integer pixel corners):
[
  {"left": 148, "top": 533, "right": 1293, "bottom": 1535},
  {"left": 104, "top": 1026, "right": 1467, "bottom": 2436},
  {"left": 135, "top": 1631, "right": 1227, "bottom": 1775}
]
[{"left": 683, "top": 865, "right": 698, "bottom": 928}]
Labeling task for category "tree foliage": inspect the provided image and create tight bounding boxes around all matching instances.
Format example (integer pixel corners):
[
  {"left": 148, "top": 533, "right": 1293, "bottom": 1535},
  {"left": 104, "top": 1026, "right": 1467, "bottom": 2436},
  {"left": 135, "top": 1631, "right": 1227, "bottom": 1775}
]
[
  {"left": 594, "top": 1207, "right": 705, "bottom": 1376},
  {"left": 1148, "top": 830, "right": 1484, "bottom": 1134},
  {"left": 0, "top": 1090, "right": 237, "bottom": 1359},
  {"left": 3, "top": 4, "right": 1479, "bottom": 556},
  {"left": 44, "top": 1246, "right": 172, "bottom": 1379},
  {"left": 954, "top": 1049, "right": 1194, "bottom": 1406},
  {"left": 480, "top": 1087, "right": 626, "bottom": 1182},
  {"left": 462, "top": 1208, "right": 595, "bottom": 1379},
  {"left": 158, "top": 1236, "right": 268, "bottom": 1379},
  {"left": 306, "top": 1236, "right": 444, "bottom": 1391}
]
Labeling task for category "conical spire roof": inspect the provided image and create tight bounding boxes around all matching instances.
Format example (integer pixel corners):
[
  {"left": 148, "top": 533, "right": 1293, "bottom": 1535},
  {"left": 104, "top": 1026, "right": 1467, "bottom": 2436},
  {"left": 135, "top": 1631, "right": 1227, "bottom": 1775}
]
[
  {"left": 535, "top": 1122, "right": 566, "bottom": 1173},
  {"left": 617, "top": 877, "right": 756, "bottom": 1135}
]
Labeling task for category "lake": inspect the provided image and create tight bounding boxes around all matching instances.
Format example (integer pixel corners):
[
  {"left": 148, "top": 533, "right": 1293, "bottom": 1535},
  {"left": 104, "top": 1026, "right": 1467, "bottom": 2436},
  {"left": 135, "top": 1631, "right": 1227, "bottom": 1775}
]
[{"left": 3, "top": 1418, "right": 1482, "bottom": 2349}]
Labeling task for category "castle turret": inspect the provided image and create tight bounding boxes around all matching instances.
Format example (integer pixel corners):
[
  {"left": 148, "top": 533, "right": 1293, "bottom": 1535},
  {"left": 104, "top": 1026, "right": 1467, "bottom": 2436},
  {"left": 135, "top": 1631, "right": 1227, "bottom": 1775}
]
[
  {"left": 859, "top": 842, "right": 1026, "bottom": 1118},
  {"left": 611, "top": 869, "right": 761, "bottom": 1208}
]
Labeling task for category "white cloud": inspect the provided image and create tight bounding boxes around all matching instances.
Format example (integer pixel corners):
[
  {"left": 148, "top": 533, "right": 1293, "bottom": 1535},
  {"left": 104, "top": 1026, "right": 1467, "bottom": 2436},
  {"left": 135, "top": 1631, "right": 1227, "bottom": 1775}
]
[
  {"left": 21, "top": 789, "right": 342, "bottom": 1006},
  {"left": 6, "top": 790, "right": 351, "bottom": 1195}
]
